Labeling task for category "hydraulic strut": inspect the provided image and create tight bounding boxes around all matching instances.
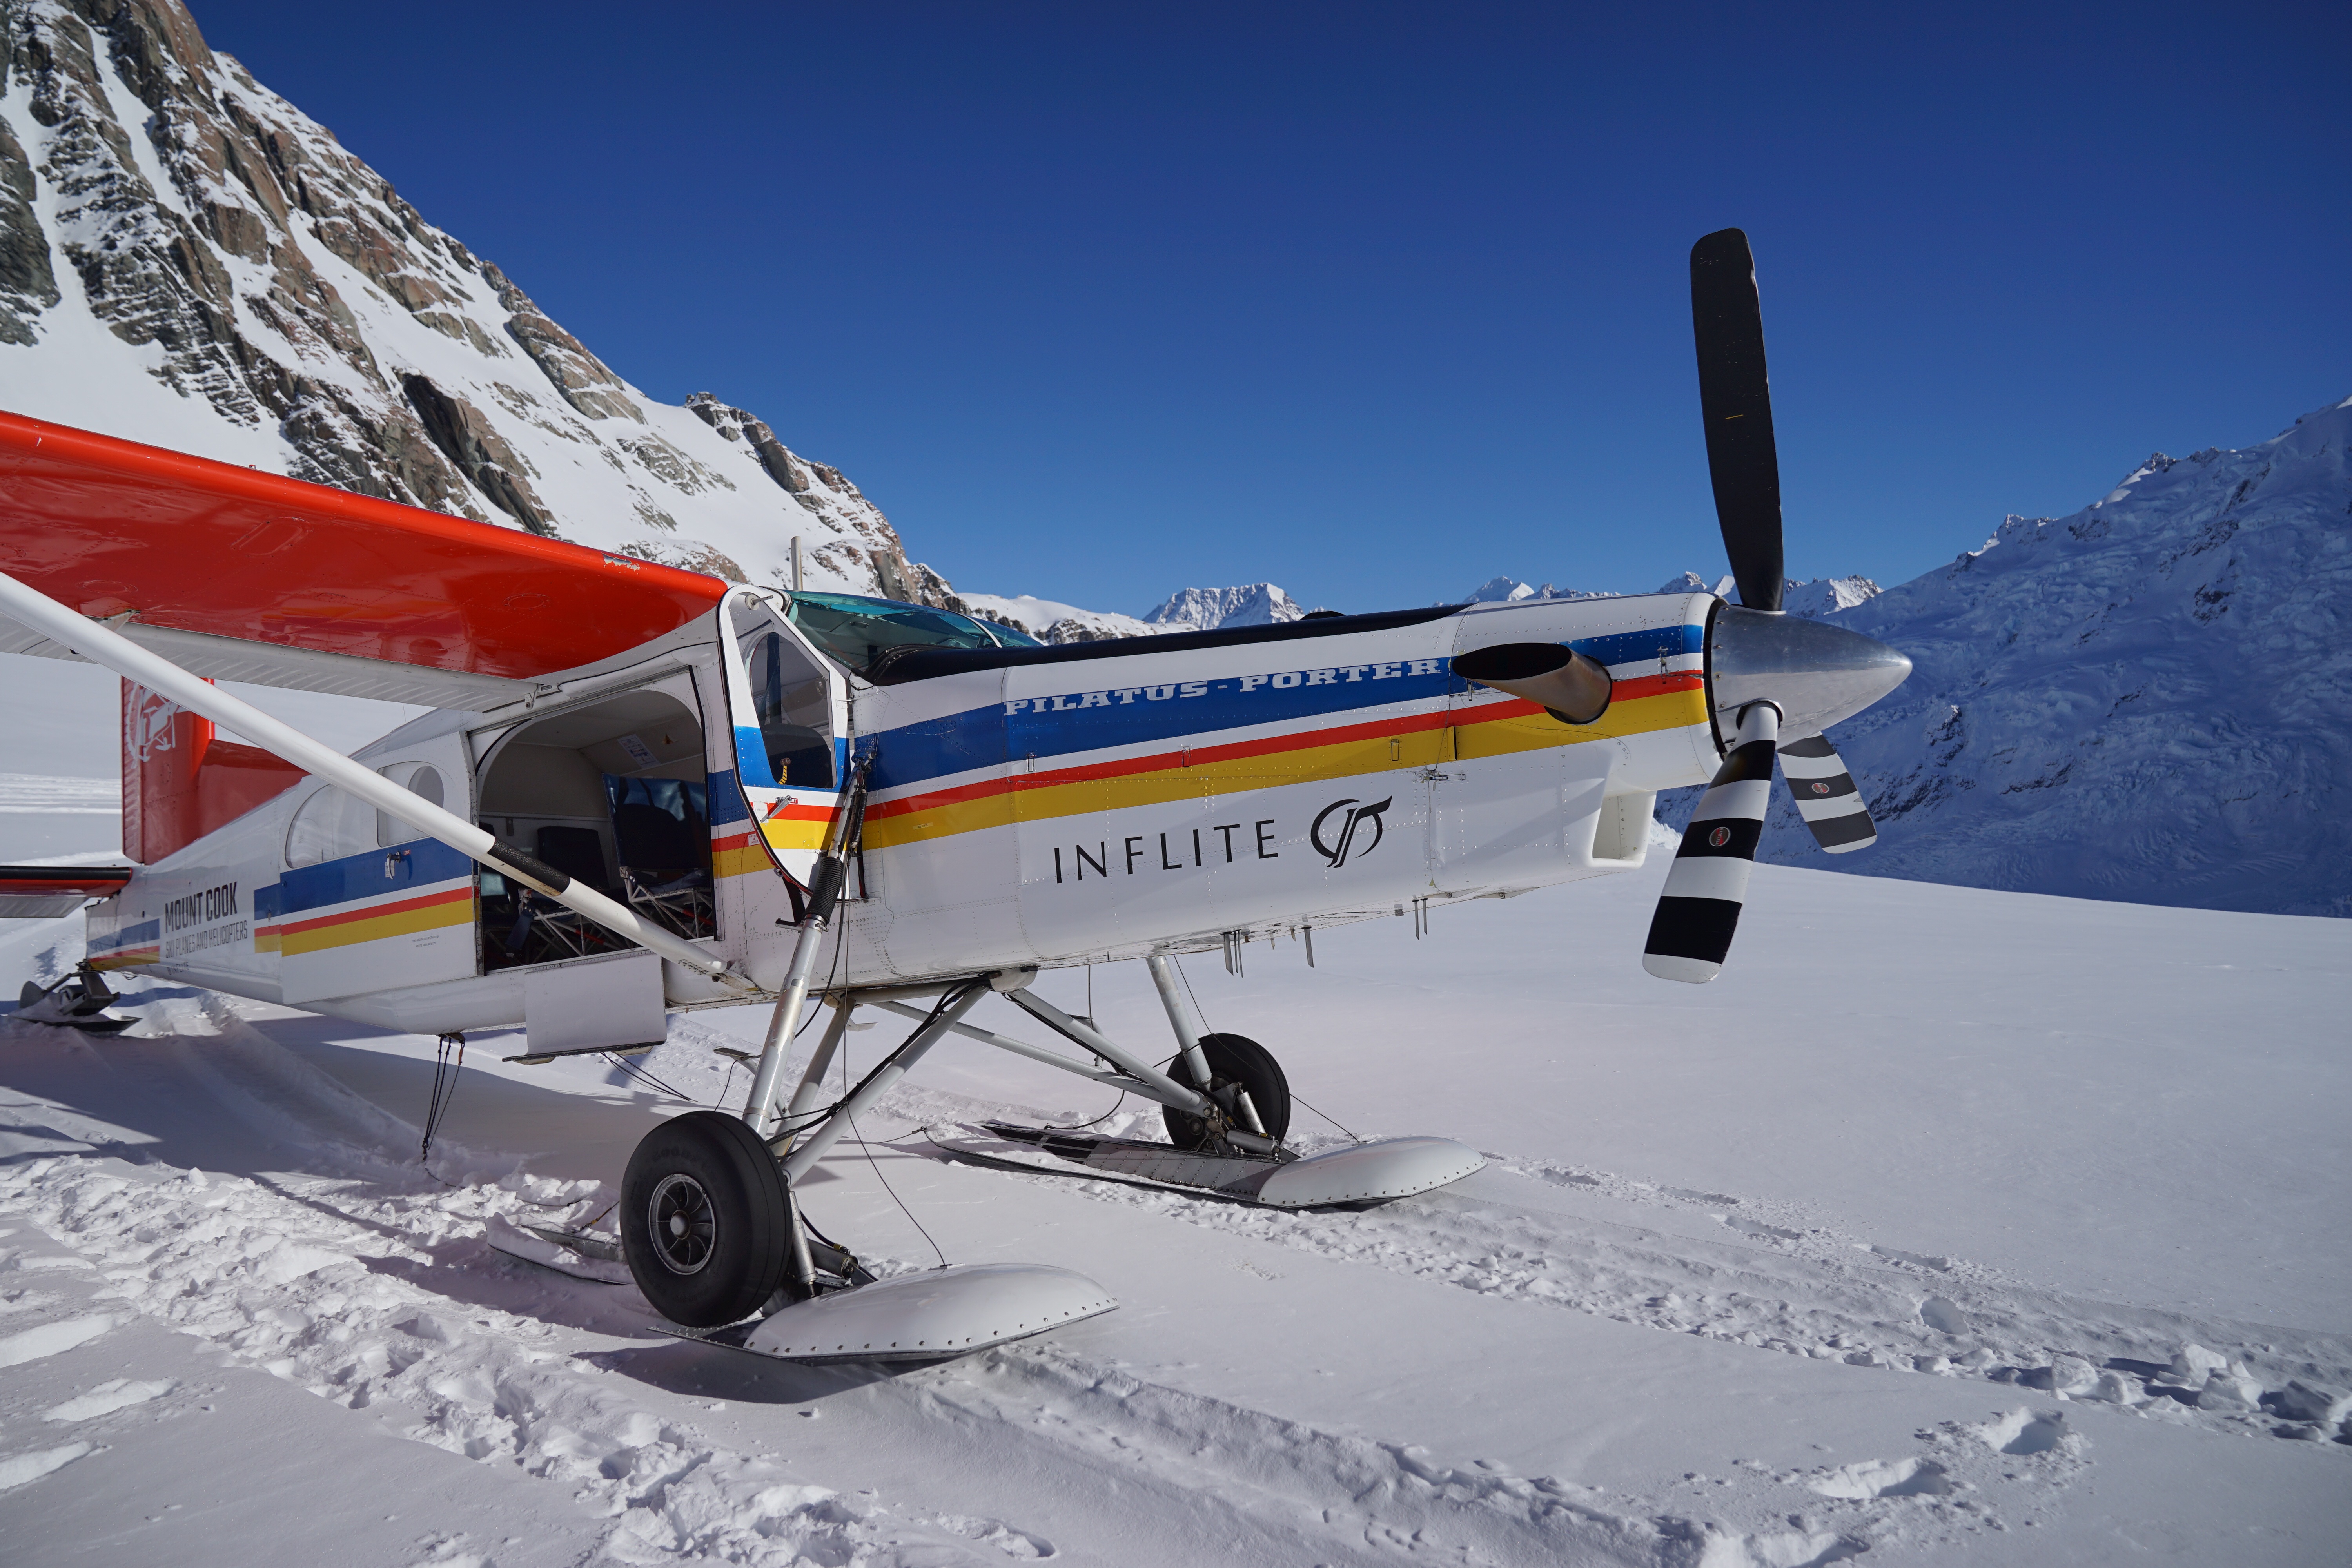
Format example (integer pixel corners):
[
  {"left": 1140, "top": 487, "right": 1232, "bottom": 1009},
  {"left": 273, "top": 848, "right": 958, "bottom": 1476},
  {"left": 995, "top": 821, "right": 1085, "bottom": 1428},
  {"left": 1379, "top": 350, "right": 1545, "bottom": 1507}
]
[{"left": 740, "top": 753, "right": 873, "bottom": 1138}]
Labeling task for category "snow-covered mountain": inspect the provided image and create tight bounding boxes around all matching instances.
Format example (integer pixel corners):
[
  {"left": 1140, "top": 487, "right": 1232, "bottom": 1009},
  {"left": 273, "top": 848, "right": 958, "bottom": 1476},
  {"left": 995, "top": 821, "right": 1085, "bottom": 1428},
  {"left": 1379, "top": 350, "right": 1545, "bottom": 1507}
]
[
  {"left": 1780, "top": 574, "right": 1882, "bottom": 618},
  {"left": 1459, "top": 574, "right": 1621, "bottom": 604},
  {"left": 1737, "top": 397, "right": 2352, "bottom": 919},
  {"left": 1144, "top": 582, "right": 1314, "bottom": 631},
  {"left": 0, "top": 0, "right": 963, "bottom": 608},
  {"left": 1462, "top": 572, "right": 1880, "bottom": 619},
  {"left": 964, "top": 582, "right": 1320, "bottom": 642},
  {"left": 960, "top": 593, "right": 1160, "bottom": 644}
]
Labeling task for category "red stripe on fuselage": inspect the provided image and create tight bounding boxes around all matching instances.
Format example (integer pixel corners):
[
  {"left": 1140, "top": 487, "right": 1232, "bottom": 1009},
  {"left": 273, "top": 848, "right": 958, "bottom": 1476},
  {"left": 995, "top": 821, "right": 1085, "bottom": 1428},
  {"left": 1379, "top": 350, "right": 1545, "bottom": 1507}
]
[
  {"left": 863, "top": 671, "right": 1703, "bottom": 823},
  {"left": 276, "top": 884, "right": 473, "bottom": 937}
]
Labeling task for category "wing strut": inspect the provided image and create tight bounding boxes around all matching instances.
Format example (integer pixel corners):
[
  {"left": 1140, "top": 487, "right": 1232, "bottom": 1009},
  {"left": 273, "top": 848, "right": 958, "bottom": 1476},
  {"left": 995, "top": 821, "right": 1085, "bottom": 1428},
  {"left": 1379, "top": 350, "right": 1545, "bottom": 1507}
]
[{"left": 0, "top": 568, "right": 757, "bottom": 995}]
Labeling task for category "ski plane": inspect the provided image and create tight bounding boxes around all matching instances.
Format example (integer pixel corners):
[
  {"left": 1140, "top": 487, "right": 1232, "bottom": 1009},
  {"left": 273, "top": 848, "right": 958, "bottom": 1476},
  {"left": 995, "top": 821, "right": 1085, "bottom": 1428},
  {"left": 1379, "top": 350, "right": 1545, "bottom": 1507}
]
[{"left": 0, "top": 230, "right": 1909, "bottom": 1361}]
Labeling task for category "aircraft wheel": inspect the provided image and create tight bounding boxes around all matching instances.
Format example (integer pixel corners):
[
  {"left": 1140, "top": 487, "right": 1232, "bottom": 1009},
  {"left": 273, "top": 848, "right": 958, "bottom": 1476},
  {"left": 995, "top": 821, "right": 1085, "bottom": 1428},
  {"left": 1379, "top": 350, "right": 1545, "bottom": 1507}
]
[
  {"left": 1163, "top": 1033, "right": 1292, "bottom": 1148},
  {"left": 621, "top": 1110, "right": 790, "bottom": 1327}
]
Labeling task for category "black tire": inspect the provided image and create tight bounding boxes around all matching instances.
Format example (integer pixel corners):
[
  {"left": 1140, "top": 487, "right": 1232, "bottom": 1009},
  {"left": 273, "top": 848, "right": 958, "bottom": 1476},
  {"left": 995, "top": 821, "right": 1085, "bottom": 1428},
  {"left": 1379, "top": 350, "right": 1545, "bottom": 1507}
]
[
  {"left": 1163, "top": 1033, "right": 1292, "bottom": 1149},
  {"left": 620, "top": 1110, "right": 790, "bottom": 1327}
]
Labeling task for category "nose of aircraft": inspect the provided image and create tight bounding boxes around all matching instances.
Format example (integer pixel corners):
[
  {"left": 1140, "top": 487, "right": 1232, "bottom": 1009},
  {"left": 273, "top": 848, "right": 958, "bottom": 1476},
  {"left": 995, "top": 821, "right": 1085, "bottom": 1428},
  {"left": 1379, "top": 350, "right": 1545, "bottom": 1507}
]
[{"left": 1706, "top": 604, "right": 1911, "bottom": 743}]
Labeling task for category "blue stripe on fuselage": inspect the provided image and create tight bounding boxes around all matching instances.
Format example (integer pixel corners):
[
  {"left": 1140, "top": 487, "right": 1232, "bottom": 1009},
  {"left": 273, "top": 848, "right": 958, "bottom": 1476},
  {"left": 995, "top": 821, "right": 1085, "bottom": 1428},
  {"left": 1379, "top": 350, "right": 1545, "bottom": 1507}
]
[
  {"left": 863, "top": 622, "right": 1707, "bottom": 793},
  {"left": 870, "top": 664, "right": 1453, "bottom": 792},
  {"left": 706, "top": 770, "right": 749, "bottom": 826},
  {"left": 280, "top": 838, "right": 476, "bottom": 916},
  {"left": 1575, "top": 624, "right": 1706, "bottom": 668},
  {"left": 91, "top": 917, "right": 159, "bottom": 953}
]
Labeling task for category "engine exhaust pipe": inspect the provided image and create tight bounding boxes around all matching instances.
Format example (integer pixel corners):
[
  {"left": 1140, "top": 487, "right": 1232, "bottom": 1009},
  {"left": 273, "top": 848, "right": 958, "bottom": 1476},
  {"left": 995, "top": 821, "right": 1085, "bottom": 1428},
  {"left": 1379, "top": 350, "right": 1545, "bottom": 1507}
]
[{"left": 1451, "top": 642, "right": 1613, "bottom": 725}]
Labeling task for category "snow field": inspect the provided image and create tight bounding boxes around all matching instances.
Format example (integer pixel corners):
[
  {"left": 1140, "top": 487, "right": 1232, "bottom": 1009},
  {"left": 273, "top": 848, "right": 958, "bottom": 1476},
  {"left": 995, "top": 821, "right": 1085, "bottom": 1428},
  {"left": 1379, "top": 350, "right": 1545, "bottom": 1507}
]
[{"left": 2, "top": 858, "right": 2348, "bottom": 1563}]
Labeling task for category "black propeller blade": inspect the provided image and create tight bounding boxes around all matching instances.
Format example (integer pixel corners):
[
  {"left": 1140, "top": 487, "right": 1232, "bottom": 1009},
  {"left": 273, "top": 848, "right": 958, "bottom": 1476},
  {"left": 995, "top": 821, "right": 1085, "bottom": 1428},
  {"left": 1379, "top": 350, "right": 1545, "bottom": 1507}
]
[
  {"left": 1690, "top": 228, "right": 1784, "bottom": 613},
  {"left": 1644, "top": 701, "right": 1780, "bottom": 984}
]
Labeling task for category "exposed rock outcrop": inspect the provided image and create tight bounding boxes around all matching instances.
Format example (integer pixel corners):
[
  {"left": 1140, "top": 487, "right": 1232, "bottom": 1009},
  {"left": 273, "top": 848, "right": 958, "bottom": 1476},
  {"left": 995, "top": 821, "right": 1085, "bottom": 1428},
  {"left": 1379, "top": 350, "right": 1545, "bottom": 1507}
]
[
  {"left": 399, "top": 373, "right": 553, "bottom": 533},
  {"left": 0, "top": 111, "right": 58, "bottom": 343},
  {"left": 0, "top": 0, "right": 965, "bottom": 604}
]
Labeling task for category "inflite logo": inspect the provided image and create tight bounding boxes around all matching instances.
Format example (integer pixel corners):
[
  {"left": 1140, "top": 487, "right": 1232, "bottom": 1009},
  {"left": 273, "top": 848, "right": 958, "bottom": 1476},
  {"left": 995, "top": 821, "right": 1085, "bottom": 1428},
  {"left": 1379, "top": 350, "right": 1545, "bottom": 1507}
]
[{"left": 1311, "top": 797, "right": 1392, "bottom": 869}]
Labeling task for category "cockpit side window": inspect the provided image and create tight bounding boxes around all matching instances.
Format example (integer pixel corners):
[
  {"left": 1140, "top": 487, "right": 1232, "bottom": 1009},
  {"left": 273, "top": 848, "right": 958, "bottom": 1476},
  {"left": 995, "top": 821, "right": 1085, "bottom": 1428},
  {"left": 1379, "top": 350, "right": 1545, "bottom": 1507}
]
[
  {"left": 783, "top": 589, "right": 1041, "bottom": 671},
  {"left": 747, "top": 631, "right": 835, "bottom": 789}
]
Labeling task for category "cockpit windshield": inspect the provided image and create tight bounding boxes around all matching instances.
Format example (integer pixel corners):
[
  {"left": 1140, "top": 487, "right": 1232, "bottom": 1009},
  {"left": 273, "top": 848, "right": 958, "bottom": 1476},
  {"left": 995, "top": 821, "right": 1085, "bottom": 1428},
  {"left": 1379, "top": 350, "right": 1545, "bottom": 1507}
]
[{"left": 784, "top": 590, "right": 1042, "bottom": 670}]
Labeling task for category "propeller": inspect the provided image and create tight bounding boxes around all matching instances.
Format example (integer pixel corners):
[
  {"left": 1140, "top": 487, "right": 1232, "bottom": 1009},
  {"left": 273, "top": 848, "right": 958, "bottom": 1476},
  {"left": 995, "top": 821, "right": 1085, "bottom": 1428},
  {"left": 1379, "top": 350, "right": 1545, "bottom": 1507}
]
[
  {"left": 1642, "top": 231, "right": 1909, "bottom": 982},
  {"left": 1689, "top": 228, "right": 1785, "bottom": 615}
]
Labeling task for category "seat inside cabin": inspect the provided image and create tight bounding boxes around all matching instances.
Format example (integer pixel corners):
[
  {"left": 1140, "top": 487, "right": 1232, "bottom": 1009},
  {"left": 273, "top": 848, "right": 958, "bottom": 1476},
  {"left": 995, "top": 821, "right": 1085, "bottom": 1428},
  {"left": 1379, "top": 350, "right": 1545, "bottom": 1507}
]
[{"left": 474, "top": 688, "right": 717, "bottom": 971}]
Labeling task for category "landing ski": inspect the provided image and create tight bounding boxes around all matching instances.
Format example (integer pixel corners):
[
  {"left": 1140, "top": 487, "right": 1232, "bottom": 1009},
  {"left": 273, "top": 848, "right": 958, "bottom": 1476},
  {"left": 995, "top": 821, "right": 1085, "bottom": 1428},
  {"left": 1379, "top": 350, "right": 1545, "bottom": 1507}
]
[
  {"left": 659, "top": 1262, "right": 1117, "bottom": 1364},
  {"left": 484, "top": 1215, "right": 631, "bottom": 1283},
  {"left": 929, "top": 1122, "right": 1486, "bottom": 1209},
  {"left": 13, "top": 964, "right": 135, "bottom": 1033}
]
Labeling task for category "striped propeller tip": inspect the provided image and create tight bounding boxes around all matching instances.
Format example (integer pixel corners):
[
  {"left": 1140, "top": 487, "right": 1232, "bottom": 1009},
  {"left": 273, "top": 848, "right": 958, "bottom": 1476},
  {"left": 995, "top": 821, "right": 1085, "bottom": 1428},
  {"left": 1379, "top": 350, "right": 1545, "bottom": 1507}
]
[
  {"left": 1778, "top": 733, "right": 1879, "bottom": 854},
  {"left": 1642, "top": 701, "right": 1779, "bottom": 983}
]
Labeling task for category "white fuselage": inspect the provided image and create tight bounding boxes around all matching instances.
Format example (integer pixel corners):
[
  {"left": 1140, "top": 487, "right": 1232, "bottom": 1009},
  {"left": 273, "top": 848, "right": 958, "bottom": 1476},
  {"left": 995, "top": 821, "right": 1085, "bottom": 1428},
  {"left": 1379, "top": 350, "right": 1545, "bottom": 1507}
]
[{"left": 85, "top": 592, "right": 1725, "bottom": 1034}]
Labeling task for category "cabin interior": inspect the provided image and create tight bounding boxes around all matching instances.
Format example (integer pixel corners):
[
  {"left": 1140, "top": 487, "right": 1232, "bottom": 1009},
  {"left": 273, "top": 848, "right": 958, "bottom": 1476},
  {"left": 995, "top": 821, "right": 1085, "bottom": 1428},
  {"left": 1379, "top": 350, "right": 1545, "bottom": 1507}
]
[{"left": 473, "top": 688, "right": 716, "bottom": 972}]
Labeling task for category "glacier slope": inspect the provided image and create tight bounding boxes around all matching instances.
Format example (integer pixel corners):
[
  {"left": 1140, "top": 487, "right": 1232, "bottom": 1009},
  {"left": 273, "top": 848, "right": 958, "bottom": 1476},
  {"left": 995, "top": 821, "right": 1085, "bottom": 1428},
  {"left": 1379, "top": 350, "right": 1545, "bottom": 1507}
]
[{"left": 1756, "top": 396, "right": 2352, "bottom": 918}]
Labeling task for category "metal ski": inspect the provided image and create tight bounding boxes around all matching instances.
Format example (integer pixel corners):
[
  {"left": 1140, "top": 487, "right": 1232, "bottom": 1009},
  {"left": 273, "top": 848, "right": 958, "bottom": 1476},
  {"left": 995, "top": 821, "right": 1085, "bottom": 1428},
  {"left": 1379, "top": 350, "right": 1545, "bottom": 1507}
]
[
  {"left": 13, "top": 964, "right": 134, "bottom": 1033},
  {"left": 484, "top": 1216, "right": 631, "bottom": 1283},
  {"left": 661, "top": 1263, "right": 1117, "bottom": 1364},
  {"left": 934, "top": 1122, "right": 1486, "bottom": 1209}
]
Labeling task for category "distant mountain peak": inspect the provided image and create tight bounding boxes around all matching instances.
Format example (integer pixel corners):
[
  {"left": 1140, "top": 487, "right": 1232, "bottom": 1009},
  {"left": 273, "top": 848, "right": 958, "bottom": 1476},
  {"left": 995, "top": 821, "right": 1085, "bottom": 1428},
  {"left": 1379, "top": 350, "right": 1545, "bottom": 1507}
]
[
  {"left": 1145, "top": 584, "right": 1310, "bottom": 631},
  {"left": 1461, "top": 576, "right": 1619, "bottom": 605}
]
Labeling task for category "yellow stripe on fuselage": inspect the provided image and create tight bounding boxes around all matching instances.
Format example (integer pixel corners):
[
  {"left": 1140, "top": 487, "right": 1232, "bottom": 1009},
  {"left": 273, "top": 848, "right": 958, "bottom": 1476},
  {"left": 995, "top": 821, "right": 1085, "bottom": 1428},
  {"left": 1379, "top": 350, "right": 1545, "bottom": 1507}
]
[
  {"left": 278, "top": 891, "right": 474, "bottom": 956},
  {"left": 862, "top": 686, "right": 1708, "bottom": 850}
]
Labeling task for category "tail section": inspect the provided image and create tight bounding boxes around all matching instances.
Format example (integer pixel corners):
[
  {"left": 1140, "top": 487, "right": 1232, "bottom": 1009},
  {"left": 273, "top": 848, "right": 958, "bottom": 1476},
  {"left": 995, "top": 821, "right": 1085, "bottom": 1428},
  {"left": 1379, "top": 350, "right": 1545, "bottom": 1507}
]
[{"left": 122, "top": 680, "right": 305, "bottom": 864}]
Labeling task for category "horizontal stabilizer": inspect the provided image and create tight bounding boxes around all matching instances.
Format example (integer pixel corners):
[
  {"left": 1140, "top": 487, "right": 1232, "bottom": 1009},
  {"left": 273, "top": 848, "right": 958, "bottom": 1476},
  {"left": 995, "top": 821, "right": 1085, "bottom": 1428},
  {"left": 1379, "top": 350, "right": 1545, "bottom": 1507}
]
[{"left": 0, "top": 863, "right": 132, "bottom": 918}]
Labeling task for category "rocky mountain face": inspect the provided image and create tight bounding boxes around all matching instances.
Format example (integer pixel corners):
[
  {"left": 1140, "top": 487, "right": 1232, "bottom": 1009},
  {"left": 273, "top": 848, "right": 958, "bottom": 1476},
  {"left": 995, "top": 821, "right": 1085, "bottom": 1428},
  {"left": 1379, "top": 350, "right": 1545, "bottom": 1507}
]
[
  {"left": 1711, "top": 396, "right": 2351, "bottom": 919},
  {"left": 0, "top": 0, "right": 964, "bottom": 609}
]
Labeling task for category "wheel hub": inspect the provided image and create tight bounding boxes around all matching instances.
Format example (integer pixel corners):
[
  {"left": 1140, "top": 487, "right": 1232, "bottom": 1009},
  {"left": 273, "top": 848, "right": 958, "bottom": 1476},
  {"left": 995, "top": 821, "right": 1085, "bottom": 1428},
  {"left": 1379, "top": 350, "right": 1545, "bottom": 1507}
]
[{"left": 648, "top": 1172, "right": 717, "bottom": 1275}]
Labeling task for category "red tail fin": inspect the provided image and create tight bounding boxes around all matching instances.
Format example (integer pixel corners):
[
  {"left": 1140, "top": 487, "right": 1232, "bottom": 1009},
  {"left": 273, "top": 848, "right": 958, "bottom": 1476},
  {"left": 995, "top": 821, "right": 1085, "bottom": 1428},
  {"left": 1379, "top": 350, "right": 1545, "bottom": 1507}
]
[{"left": 121, "top": 681, "right": 306, "bottom": 864}]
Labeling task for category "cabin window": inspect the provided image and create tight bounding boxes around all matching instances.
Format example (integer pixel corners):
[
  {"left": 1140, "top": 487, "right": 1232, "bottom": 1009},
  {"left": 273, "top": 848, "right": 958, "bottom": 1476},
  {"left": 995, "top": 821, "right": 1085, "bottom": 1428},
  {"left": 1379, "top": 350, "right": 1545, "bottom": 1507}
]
[
  {"left": 285, "top": 786, "right": 368, "bottom": 868},
  {"left": 745, "top": 631, "right": 835, "bottom": 789},
  {"left": 374, "top": 764, "right": 445, "bottom": 846}
]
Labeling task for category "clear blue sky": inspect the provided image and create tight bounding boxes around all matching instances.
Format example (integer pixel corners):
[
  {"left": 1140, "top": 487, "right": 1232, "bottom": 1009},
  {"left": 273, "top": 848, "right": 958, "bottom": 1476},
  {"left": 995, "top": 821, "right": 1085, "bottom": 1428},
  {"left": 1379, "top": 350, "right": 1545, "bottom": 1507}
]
[{"left": 191, "top": 0, "right": 2346, "bottom": 616}]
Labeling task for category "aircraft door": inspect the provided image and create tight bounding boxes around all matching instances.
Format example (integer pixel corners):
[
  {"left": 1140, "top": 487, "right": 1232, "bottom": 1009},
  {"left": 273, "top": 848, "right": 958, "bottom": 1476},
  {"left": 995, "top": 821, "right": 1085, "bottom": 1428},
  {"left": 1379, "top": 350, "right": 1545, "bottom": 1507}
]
[
  {"left": 471, "top": 669, "right": 718, "bottom": 977},
  {"left": 716, "top": 590, "right": 846, "bottom": 897},
  {"left": 276, "top": 735, "right": 478, "bottom": 1006}
]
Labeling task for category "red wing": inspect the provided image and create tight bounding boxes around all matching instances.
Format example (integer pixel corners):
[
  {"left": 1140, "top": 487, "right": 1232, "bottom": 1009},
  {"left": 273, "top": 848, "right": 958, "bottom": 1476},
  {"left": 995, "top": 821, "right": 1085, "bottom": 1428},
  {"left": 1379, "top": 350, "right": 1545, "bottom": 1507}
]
[{"left": 0, "top": 410, "right": 728, "bottom": 681}]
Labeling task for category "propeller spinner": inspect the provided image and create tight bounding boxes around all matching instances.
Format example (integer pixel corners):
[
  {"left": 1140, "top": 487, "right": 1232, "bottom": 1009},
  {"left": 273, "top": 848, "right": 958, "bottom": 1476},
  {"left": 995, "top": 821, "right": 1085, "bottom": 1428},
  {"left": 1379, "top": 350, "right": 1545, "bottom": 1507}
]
[{"left": 1642, "top": 230, "right": 1912, "bottom": 984}]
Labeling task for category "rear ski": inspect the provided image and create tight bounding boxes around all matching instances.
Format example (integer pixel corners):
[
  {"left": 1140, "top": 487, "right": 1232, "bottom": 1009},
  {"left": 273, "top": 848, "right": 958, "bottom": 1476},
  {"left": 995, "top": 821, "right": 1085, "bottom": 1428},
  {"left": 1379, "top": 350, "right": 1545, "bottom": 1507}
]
[{"left": 12, "top": 963, "right": 135, "bottom": 1034}]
